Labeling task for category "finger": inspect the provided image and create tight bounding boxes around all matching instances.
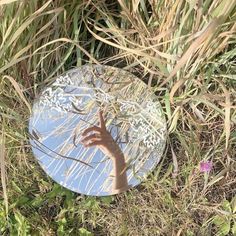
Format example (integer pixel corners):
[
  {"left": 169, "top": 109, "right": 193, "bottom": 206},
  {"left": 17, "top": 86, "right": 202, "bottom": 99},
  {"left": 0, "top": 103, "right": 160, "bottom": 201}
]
[
  {"left": 81, "top": 126, "right": 101, "bottom": 136},
  {"left": 84, "top": 140, "right": 103, "bottom": 147},
  {"left": 99, "top": 110, "right": 106, "bottom": 130},
  {"left": 80, "top": 134, "right": 101, "bottom": 143}
]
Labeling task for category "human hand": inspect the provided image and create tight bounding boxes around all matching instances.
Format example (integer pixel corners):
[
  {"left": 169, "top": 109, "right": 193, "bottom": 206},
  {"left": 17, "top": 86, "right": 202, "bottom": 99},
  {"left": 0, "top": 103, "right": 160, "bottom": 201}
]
[
  {"left": 81, "top": 111, "right": 129, "bottom": 192},
  {"left": 80, "top": 111, "right": 124, "bottom": 161}
]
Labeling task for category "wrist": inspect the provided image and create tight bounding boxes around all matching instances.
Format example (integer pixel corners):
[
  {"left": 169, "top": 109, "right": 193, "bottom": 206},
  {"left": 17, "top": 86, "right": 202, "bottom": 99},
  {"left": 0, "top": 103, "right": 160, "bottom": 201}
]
[{"left": 112, "top": 152, "right": 125, "bottom": 162}]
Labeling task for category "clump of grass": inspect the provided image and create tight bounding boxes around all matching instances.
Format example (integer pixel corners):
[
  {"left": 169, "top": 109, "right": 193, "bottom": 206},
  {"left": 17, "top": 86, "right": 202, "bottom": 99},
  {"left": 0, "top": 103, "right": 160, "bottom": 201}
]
[{"left": 0, "top": 0, "right": 236, "bottom": 235}]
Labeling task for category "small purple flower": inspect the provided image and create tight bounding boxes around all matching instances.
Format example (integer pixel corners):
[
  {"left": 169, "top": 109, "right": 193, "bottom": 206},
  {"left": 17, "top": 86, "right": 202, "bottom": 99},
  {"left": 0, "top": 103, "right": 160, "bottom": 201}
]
[{"left": 200, "top": 161, "right": 213, "bottom": 173}]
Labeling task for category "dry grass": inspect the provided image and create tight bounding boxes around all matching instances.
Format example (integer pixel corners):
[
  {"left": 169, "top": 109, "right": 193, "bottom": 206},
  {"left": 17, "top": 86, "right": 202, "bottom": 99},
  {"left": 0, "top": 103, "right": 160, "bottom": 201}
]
[{"left": 0, "top": 0, "right": 236, "bottom": 235}]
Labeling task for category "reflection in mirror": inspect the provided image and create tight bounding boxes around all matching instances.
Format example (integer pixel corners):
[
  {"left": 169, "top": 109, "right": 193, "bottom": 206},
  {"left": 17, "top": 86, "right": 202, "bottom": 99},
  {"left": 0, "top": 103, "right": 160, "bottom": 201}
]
[{"left": 29, "top": 65, "right": 167, "bottom": 196}]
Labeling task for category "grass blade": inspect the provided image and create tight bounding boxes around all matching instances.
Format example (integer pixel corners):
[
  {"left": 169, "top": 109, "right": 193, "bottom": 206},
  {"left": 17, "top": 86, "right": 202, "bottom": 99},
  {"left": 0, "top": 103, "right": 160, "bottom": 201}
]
[
  {"left": 3, "top": 75, "right": 31, "bottom": 113},
  {"left": 0, "top": 124, "right": 8, "bottom": 214}
]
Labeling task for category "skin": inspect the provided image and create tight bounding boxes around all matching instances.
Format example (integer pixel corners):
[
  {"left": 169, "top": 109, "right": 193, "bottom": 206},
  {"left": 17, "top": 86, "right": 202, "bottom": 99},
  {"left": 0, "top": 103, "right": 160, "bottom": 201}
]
[{"left": 80, "top": 111, "right": 129, "bottom": 194}]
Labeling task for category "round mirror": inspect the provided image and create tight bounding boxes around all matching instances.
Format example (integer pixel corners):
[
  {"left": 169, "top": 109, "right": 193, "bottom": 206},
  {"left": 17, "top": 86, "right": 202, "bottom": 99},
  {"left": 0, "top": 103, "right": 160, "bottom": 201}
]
[{"left": 29, "top": 65, "right": 167, "bottom": 196}]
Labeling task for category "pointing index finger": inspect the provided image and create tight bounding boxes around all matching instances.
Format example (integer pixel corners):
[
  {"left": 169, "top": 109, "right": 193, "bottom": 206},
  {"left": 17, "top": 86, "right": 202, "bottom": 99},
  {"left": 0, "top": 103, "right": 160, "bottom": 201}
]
[{"left": 99, "top": 110, "right": 106, "bottom": 129}]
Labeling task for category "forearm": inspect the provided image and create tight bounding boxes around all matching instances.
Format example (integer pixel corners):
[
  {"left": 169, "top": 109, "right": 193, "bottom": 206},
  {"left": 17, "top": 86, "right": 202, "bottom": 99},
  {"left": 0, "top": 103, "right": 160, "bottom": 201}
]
[{"left": 112, "top": 153, "right": 128, "bottom": 191}]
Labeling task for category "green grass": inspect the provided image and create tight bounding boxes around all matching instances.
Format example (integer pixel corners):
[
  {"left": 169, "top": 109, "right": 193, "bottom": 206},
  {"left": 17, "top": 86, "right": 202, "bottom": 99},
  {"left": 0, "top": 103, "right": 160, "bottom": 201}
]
[{"left": 0, "top": 0, "right": 236, "bottom": 235}]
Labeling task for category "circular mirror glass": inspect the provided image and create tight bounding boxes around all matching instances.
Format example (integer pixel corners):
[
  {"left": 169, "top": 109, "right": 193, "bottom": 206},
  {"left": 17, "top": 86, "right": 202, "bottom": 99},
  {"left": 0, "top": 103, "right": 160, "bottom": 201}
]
[{"left": 29, "top": 65, "right": 167, "bottom": 196}]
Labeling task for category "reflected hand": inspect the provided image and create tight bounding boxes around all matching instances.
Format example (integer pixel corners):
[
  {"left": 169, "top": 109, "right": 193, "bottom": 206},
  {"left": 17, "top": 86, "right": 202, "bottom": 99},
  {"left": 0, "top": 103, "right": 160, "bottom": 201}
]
[
  {"left": 80, "top": 110, "right": 129, "bottom": 193},
  {"left": 80, "top": 111, "right": 123, "bottom": 160}
]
